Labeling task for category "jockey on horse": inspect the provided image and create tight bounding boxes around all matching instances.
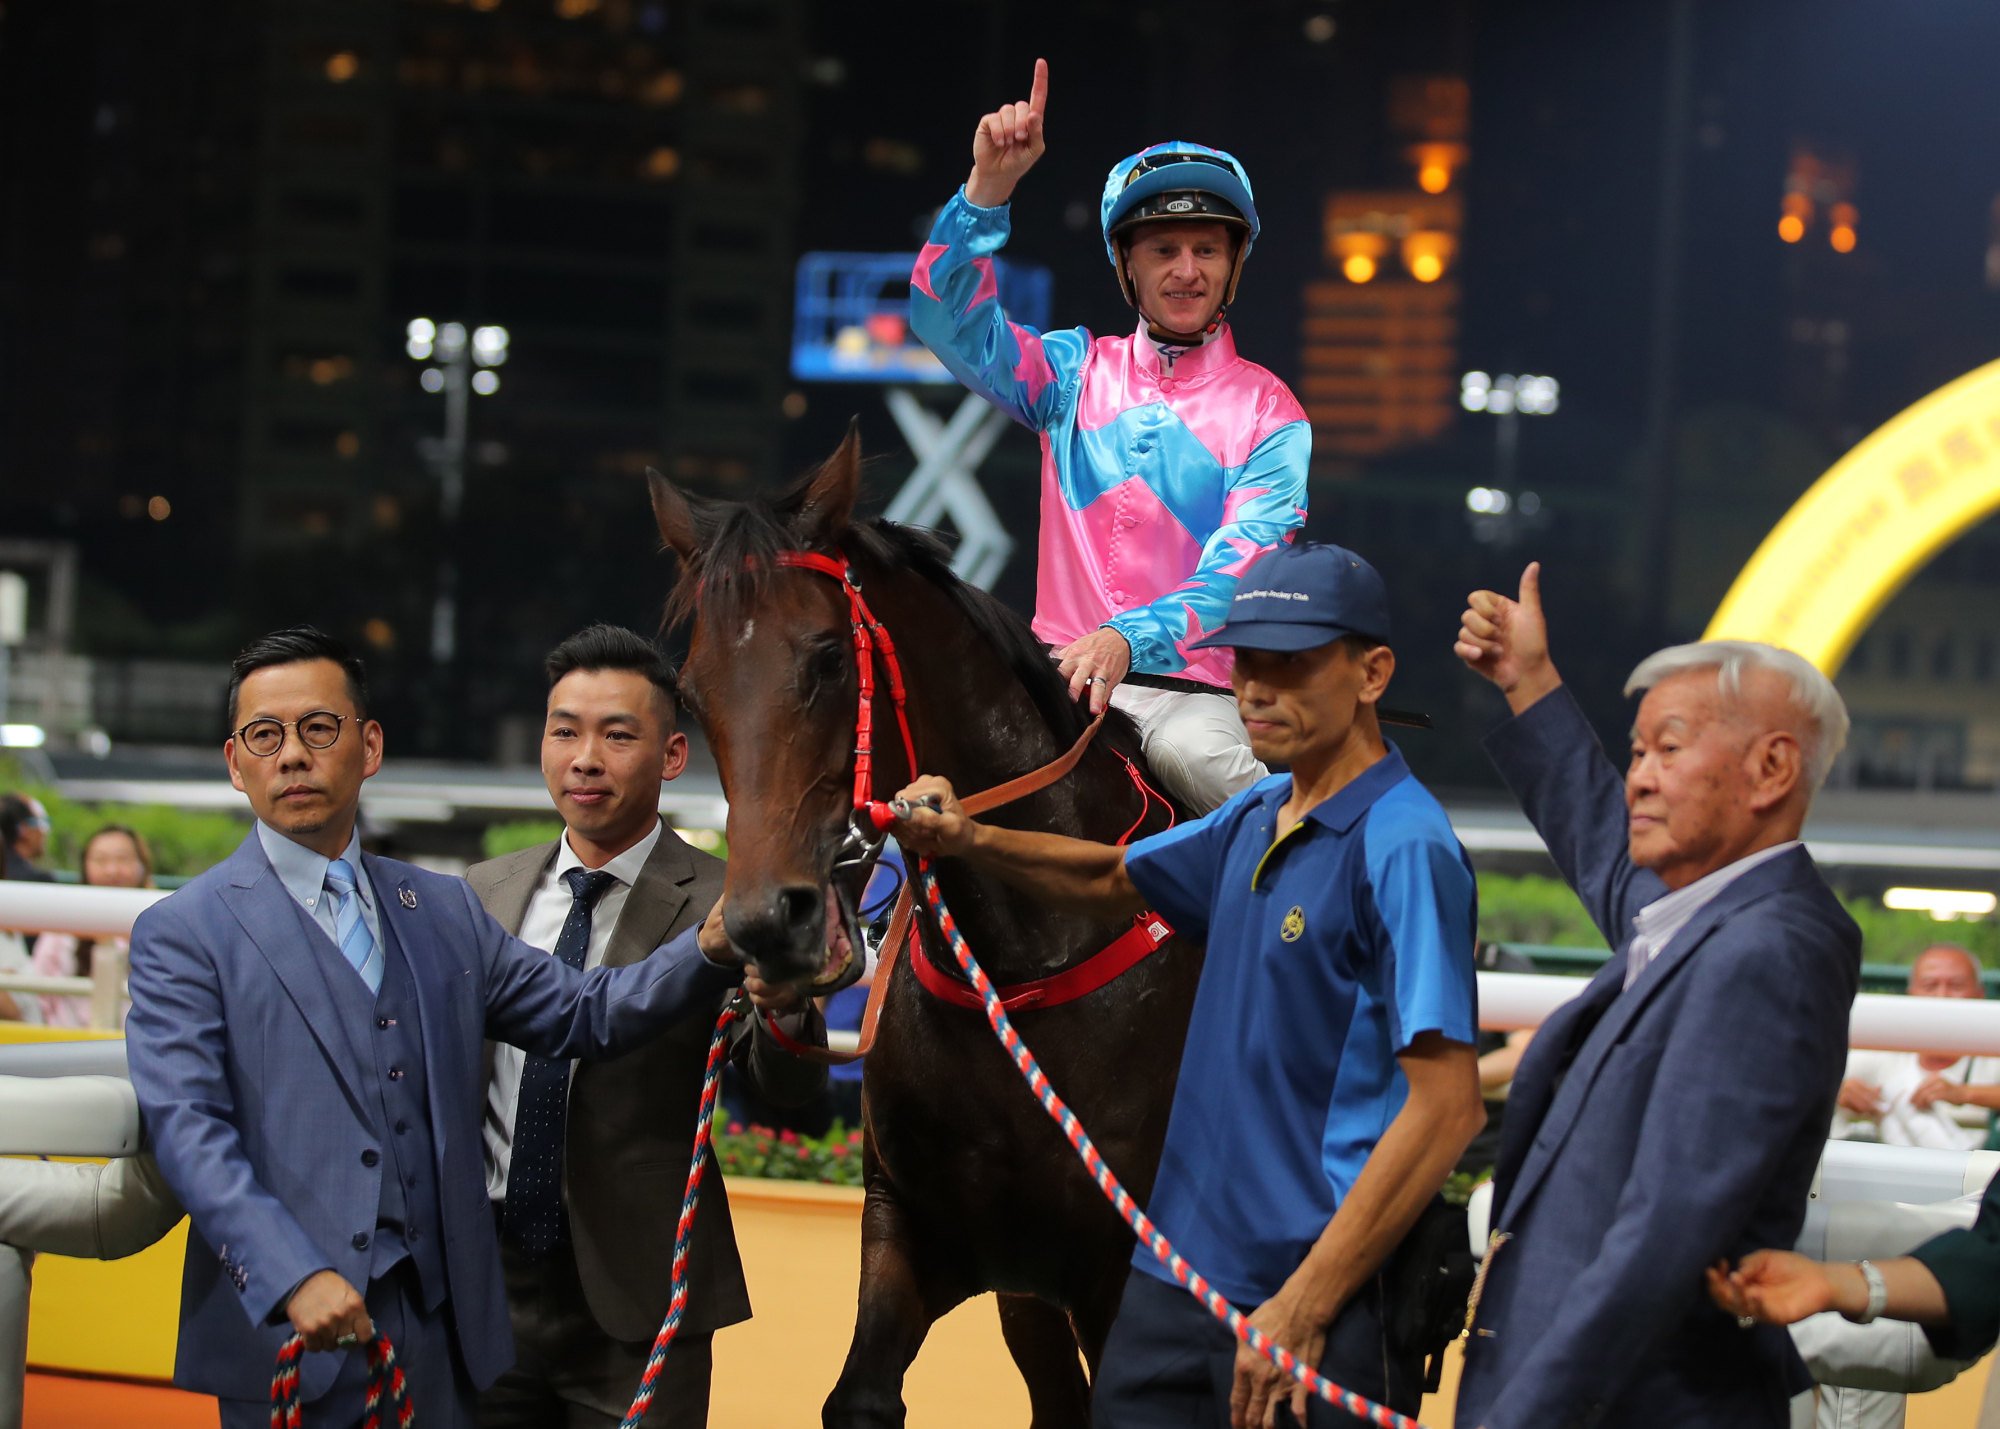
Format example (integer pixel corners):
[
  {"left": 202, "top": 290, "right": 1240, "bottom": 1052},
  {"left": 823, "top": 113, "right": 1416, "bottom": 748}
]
[{"left": 910, "top": 57, "right": 1309, "bottom": 814}]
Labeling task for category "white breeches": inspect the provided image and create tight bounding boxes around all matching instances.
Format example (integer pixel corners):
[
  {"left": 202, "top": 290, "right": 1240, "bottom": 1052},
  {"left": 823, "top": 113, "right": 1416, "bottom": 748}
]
[{"left": 1110, "top": 683, "right": 1267, "bottom": 817}]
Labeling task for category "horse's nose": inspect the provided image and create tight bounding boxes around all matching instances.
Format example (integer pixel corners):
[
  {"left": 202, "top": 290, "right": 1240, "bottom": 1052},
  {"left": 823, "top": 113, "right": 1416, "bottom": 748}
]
[{"left": 723, "top": 882, "right": 824, "bottom": 975}]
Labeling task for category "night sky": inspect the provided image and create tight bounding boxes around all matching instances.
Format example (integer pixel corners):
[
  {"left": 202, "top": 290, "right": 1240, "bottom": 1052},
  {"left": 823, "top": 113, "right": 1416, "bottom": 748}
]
[{"left": 4, "top": 0, "right": 1999, "bottom": 779}]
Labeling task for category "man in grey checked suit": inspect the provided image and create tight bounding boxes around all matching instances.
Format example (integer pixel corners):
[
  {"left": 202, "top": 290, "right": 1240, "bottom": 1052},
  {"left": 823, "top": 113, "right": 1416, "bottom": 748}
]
[{"left": 470, "top": 624, "right": 825, "bottom": 1427}]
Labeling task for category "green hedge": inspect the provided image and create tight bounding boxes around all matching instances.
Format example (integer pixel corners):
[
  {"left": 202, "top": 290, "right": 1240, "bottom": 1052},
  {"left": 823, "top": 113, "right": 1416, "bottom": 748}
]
[
  {"left": 1476, "top": 866, "right": 2000, "bottom": 968},
  {"left": 6, "top": 748, "right": 1989, "bottom": 972},
  {"left": 480, "top": 819, "right": 567, "bottom": 862},
  {"left": 1838, "top": 896, "right": 2000, "bottom": 967},
  {"left": 1476, "top": 872, "right": 1601, "bottom": 947},
  {"left": 1, "top": 756, "right": 248, "bottom": 879}
]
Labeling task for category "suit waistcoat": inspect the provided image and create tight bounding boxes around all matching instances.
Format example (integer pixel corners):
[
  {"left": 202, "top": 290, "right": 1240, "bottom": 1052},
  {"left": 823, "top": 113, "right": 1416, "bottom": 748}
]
[{"left": 316, "top": 899, "right": 448, "bottom": 1310}]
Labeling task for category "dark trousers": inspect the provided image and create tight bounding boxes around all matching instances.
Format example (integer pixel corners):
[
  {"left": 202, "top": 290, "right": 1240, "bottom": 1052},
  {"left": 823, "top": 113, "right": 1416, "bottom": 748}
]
[
  {"left": 218, "top": 1262, "right": 475, "bottom": 1429},
  {"left": 476, "top": 1228, "right": 713, "bottom": 1429},
  {"left": 1093, "top": 1269, "right": 1420, "bottom": 1429}
]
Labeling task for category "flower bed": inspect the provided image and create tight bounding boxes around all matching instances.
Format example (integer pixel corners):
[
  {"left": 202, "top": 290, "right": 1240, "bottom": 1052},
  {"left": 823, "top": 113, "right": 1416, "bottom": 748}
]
[{"left": 716, "top": 1120, "right": 864, "bottom": 1186}]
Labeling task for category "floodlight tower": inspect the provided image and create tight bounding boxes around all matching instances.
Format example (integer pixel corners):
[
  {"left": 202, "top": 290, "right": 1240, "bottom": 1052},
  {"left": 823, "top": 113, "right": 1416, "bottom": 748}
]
[{"left": 406, "top": 318, "right": 509, "bottom": 663}]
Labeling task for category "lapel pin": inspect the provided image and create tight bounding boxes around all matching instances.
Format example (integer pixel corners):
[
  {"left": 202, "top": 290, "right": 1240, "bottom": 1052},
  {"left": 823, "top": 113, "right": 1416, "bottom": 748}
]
[{"left": 399, "top": 888, "right": 418, "bottom": 910}]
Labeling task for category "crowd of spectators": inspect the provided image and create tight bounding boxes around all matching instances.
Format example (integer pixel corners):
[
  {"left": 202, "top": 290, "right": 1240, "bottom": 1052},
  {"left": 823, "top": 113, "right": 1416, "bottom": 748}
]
[{"left": 0, "top": 794, "right": 154, "bottom": 1028}]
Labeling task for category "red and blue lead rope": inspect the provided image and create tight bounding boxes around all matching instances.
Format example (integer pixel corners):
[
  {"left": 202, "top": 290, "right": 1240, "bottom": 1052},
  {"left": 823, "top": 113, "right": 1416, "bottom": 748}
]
[
  {"left": 269, "top": 1331, "right": 412, "bottom": 1429},
  {"left": 616, "top": 863, "right": 1433, "bottom": 1429},
  {"left": 619, "top": 1000, "right": 743, "bottom": 1429},
  {"left": 908, "top": 855, "right": 1432, "bottom": 1429}
]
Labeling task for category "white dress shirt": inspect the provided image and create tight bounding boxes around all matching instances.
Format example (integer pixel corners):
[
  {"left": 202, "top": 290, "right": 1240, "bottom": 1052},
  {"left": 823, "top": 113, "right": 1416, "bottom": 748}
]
[
  {"left": 1623, "top": 841, "right": 1800, "bottom": 989},
  {"left": 483, "top": 821, "right": 664, "bottom": 1200}
]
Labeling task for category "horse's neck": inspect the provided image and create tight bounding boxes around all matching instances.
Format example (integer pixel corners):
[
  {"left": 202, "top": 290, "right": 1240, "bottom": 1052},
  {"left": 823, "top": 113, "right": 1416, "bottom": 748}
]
[
  {"left": 901, "top": 652, "right": 1087, "bottom": 831},
  {"left": 901, "top": 665, "right": 1146, "bottom": 977}
]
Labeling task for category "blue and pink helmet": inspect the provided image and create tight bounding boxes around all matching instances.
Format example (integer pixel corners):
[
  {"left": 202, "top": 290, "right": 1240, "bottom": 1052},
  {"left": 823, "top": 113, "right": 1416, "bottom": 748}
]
[{"left": 1100, "top": 142, "right": 1260, "bottom": 308}]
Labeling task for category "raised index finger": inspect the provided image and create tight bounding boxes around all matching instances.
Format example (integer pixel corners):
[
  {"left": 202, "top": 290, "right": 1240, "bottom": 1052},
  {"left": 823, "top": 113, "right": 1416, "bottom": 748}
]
[{"left": 1029, "top": 57, "right": 1048, "bottom": 117}]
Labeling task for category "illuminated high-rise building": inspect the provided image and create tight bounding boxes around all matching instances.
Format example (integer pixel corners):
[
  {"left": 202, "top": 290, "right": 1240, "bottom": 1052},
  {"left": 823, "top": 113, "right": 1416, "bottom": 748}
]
[{"left": 1298, "top": 76, "right": 1467, "bottom": 470}]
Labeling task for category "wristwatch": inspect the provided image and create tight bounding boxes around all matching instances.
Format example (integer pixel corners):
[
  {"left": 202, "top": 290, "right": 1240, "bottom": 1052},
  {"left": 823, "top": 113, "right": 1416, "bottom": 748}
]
[{"left": 1846, "top": 1259, "right": 1889, "bottom": 1325}]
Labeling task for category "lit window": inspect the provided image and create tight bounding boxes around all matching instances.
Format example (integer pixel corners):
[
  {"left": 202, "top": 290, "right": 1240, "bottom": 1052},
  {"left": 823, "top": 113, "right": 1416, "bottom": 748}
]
[
  {"left": 644, "top": 146, "right": 680, "bottom": 179},
  {"left": 324, "top": 51, "right": 359, "bottom": 83}
]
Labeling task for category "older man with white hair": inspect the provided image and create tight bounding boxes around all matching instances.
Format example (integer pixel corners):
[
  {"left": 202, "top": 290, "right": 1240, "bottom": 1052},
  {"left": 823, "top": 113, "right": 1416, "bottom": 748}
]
[{"left": 1449, "top": 562, "right": 1863, "bottom": 1429}]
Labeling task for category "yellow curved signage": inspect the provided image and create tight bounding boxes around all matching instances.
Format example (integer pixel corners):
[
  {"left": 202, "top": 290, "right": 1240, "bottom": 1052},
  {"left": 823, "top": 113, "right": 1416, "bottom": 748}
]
[{"left": 1703, "top": 357, "right": 2000, "bottom": 674}]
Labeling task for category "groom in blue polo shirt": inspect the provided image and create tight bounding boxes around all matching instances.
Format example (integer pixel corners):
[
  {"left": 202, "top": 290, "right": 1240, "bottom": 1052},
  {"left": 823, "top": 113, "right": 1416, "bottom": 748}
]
[{"left": 891, "top": 541, "right": 1484, "bottom": 1428}]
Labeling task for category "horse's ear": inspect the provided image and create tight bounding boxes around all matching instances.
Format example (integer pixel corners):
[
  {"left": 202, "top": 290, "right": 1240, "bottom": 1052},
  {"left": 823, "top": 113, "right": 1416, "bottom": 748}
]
[
  {"left": 797, "top": 422, "right": 862, "bottom": 545},
  {"left": 647, "top": 467, "right": 702, "bottom": 560}
]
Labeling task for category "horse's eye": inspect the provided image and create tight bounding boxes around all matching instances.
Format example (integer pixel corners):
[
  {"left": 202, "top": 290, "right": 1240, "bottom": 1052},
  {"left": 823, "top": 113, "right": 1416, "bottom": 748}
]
[{"left": 805, "top": 642, "right": 849, "bottom": 688}]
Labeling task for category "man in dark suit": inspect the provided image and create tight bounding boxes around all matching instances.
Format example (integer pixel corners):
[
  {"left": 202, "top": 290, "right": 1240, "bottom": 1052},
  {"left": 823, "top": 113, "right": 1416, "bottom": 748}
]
[
  {"left": 124, "top": 628, "right": 797, "bottom": 1429},
  {"left": 1450, "top": 563, "right": 1862, "bottom": 1429},
  {"left": 470, "top": 624, "right": 824, "bottom": 1427}
]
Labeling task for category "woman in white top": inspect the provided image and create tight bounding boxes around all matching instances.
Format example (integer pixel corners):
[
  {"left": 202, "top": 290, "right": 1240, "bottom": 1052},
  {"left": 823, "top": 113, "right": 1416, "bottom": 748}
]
[{"left": 29, "top": 823, "right": 152, "bottom": 1028}]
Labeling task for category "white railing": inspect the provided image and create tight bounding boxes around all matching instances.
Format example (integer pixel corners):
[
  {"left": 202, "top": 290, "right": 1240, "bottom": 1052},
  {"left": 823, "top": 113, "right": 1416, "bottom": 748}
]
[
  {"left": 0, "top": 884, "right": 151, "bottom": 1030},
  {"left": 8, "top": 882, "right": 2000, "bottom": 1054},
  {"left": 0, "top": 883, "right": 167, "bottom": 939},
  {"left": 1480, "top": 970, "right": 2000, "bottom": 1056}
]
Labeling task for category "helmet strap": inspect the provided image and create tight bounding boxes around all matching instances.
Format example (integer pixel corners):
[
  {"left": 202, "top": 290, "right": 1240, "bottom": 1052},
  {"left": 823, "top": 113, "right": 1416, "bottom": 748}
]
[{"left": 1142, "top": 305, "right": 1227, "bottom": 348}]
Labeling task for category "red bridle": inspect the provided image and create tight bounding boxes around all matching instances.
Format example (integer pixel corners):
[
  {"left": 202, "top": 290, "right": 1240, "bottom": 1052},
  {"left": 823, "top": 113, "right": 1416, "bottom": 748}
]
[{"left": 773, "top": 550, "right": 918, "bottom": 820}]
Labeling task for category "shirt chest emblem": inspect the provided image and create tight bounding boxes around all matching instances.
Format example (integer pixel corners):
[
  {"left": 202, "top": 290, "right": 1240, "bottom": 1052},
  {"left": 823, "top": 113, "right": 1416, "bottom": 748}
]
[{"left": 1280, "top": 906, "right": 1306, "bottom": 943}]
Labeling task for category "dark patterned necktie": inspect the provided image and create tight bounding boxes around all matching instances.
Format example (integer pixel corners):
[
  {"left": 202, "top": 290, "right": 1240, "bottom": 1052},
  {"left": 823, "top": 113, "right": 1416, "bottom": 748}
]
[{"left": 504, "top": 867, "right": 617, "bottom": 1257}]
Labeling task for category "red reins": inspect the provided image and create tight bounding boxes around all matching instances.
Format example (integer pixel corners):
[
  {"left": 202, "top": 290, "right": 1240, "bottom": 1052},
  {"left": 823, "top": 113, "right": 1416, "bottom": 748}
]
[{"left": 755, "top": 549, "right": 1174, "bottom": 1064}]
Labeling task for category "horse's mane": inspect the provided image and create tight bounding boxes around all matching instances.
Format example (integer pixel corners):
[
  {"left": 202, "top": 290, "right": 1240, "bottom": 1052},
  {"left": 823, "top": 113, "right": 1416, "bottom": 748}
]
[{"left": 665, "top": 462, "right": 1096, "bottom": 748}]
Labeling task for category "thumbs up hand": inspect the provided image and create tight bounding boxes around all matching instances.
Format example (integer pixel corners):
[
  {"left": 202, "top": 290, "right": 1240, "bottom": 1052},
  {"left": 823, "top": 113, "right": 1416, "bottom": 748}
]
[{"left": 1455, "top": 562, "right": 1562, "bottom": 713}]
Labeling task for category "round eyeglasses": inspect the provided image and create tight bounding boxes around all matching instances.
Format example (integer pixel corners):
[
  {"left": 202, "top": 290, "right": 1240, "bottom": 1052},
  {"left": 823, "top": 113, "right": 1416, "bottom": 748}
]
[{"left": 232, "top": 711, "right": 350, "bottom": 758}]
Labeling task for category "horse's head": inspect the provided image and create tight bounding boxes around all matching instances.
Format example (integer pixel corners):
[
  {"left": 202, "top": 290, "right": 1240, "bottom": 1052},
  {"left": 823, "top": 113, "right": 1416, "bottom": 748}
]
[{"left": 650, "top": 429, "right": 886, "bottom": 986}]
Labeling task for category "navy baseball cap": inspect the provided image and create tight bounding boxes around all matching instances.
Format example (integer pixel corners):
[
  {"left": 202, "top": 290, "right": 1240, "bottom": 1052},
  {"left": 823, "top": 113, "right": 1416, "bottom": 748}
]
[{"left": 1190, "top": 541, "right": 1391, "bottom": 652}]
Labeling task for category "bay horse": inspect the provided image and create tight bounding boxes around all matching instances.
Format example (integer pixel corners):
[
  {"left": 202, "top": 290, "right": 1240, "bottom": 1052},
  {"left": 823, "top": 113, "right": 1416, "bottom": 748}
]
[{"left": 649, "top": 431, "right": 1205, "bottom": 1426}]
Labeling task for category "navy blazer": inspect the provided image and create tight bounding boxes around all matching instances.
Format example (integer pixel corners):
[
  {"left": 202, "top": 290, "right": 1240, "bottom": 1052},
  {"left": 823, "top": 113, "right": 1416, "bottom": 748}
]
[
  {"left": 125, "top": 830, "right": 740, "bottom": 1405},
  {"left": 1454, "top": 687, "right": 1859, "bottom": 1429}
]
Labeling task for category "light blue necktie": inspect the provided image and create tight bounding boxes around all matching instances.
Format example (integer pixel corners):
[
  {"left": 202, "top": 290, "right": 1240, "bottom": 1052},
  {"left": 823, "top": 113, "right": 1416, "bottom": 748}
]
[{"left": 324, "top": 858, "right": 384, "bottom": 993}]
